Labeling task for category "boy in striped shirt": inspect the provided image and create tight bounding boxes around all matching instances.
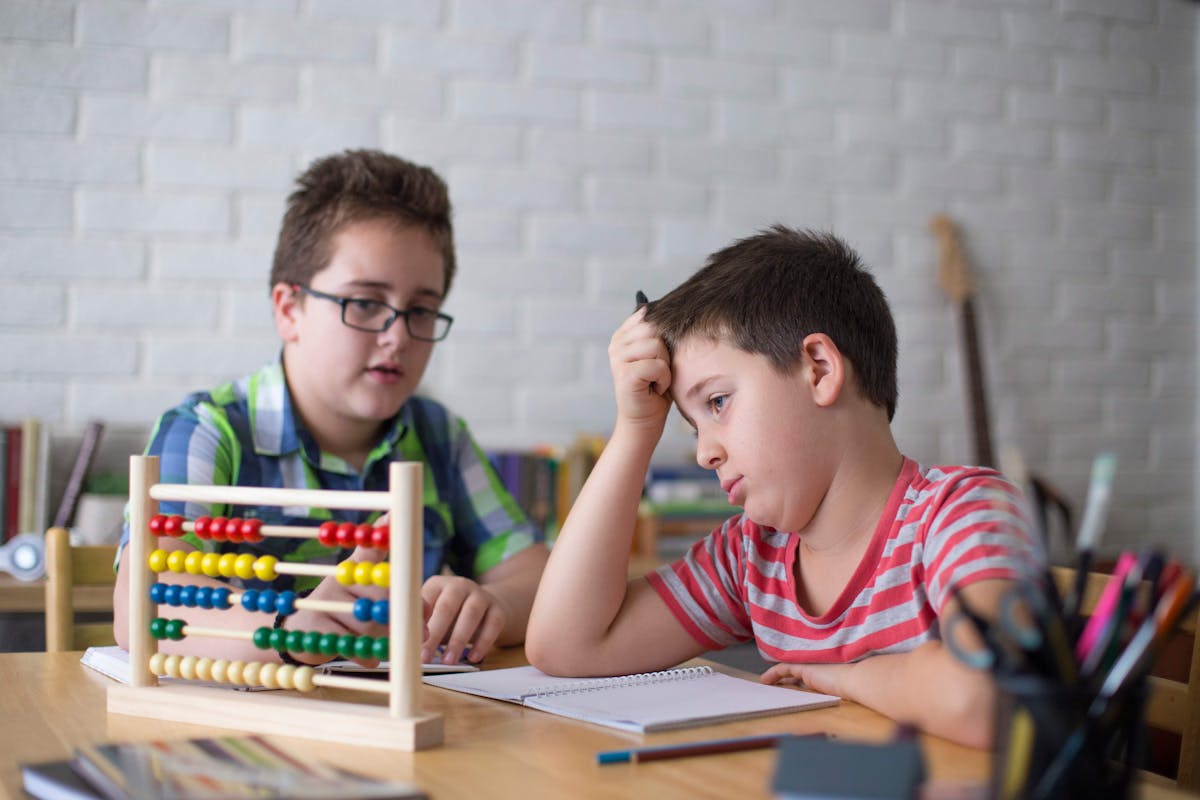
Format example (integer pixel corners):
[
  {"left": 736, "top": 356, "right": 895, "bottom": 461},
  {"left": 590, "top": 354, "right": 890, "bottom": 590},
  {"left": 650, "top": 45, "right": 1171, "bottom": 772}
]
[{"left": 527, "top": 226, "right": 1038, "bottom": 747}]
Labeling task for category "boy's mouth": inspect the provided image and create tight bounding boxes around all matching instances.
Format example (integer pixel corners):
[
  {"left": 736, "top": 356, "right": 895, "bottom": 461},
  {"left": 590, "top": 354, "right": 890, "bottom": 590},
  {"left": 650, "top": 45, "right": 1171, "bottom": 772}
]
[
  {"left": 721, "top": 476, "right": 743, "bottom": 505},
  {"left": 366, "top": 363, "right": 404, "bottom": 382}
]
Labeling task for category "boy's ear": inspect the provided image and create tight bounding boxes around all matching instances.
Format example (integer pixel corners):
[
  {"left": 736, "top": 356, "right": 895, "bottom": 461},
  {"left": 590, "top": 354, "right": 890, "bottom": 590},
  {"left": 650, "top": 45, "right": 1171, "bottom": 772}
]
[
  {"left": 800, "top": 333, "right": 844, "bottom": 408},
  {"left": 272, "top": 282, "right": 302, "bottom": 342}
]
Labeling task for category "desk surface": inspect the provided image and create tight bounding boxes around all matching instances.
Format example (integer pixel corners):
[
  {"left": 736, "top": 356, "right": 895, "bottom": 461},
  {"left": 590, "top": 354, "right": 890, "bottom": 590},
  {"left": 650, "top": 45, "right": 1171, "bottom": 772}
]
[{"left": 2, "top": 650, "right": 1192, "bottom": 799}]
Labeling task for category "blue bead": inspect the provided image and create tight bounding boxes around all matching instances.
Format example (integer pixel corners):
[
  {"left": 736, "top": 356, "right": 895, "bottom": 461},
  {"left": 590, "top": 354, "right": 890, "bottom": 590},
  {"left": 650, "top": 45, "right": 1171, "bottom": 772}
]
[
  {"left": 196, "top": 586, "right": 213, "bottom": 609},
  {"left": 148, "top": 583, "right": 167, "bottom": 603},
  {"left": 180, "top": 585, "right": 199, "bottom": 607},
  {"left": 372, "top": 600, "right": 389, "bottom": 625},
  {"left": 164, "top": 584, "right": 183, "bottom": 606},
  {"left": 257, "top": 589, "right": 278, "bottom": 614},
  {"left": 212, "top": 587, "right": 232, "bottom": 609},
  {"left": 352, "top": 597, "right": 372, "bottom": 622},
  {"left": 240, "top": 589, "right": 259, "bottom": 612},
  {"left": 275, "top": 590, "right": 296, "bottom": 616}
]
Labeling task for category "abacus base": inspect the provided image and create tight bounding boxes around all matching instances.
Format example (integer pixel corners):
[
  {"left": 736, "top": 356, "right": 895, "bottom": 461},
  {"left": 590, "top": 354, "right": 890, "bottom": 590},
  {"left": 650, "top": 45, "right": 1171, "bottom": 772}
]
[{"left": 107, "top": 684, "right": 444, "bottom": 751}]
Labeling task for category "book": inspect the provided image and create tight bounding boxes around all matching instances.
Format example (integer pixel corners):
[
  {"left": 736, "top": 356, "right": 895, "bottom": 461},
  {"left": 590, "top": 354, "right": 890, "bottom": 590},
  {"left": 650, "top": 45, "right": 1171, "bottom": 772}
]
[
  {"left": 21, "top": 758, "right": 102, "bottom": 800},
  {"left": 73, "top": 734, "right": 426, "bottom": 800},
  {"left": 423, "top": 664, "right": 840, "bottom": 733},
  {"left": 53, "top": 419, "right": 105, "bottom": 529},
  {"left": 82, "top": 645, "right": 477, "bottom": 688}
]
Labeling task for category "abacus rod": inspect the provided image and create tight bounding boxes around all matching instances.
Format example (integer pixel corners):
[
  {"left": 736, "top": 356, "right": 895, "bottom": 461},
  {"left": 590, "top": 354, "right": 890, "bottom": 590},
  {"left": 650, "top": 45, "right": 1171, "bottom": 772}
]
[
  {"left": 313, "top": 673, "right": 392, "bottom": 694},
  {"left": 274, "top": 562, "right": 337, "bottom": 577},
  {"left": 150, "top": 483, "right": 390, "bottom": 511},
  {"left": 390, "top": 461, "right": 421, "bottom": 718},
  {"left": 129, "top": 456, "right": 158, "bottom": 688},
  {"left": 182, "top": 625, "right": 254, "bottom": 640}
]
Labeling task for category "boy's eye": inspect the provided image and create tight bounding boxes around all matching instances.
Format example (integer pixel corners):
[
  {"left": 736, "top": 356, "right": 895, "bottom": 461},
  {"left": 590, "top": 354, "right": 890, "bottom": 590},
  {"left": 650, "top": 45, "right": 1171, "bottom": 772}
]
[
  {"left": 406, "top": 307, "right": 436, "bottom": 319},
  {"left": 707, "top": 394, "right": 728, "bottom": 415},
  {"left": 346, "top": 298, "right": 384, "bottom": 313}
]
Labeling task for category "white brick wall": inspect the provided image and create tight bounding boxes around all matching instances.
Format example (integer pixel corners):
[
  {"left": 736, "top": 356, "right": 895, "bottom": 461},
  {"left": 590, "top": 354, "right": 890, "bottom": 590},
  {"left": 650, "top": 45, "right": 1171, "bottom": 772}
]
[{"left": 0, "top": 0, "right": 1194, "bottom": 559}]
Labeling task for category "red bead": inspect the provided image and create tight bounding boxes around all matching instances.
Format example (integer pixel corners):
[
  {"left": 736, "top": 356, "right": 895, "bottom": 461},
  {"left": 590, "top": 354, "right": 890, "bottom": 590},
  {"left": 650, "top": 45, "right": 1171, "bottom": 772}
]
[
  {"left": 353, "top": 524, "right": 373, "bottom": 547},
  {"left": 317, "top": 521, "right": 338, "bottom": 547},
  {"left": 149, "top": 515, "right": 165, "bottom": 534},
  {"left": 194, "top": 517, "right": 211, "bottom": 538},
  {"left": 241, "top": 519, "right": 263, "bottom": 543},
  {"left": 163, "top": 516, "right": 183, "bottom": 536},
  {"left": 210, "top": 517, "right": 228, "bottom": 541},
  {"left": 225, "top": 517, "right": 243, "bottom": 543},
  {"left": 371, "top": 526, "right": 389, "bottom": 550},
  {"left": 335, "top": 522, "right": 356, "bottom": 548}
]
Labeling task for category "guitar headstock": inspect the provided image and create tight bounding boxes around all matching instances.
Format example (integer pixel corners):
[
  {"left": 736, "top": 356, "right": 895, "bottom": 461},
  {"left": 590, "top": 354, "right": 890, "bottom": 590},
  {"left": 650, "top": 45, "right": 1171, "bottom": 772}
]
[{"left": 929, "top": 213, "right": 973, "bottom": 304}]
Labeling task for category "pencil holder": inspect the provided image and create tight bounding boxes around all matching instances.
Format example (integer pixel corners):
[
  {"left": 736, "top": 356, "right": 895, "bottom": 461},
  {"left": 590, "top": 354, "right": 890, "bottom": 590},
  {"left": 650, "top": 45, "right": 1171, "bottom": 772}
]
[{"left": 989, "top": 673, "right": 1146, "bottom": 800}]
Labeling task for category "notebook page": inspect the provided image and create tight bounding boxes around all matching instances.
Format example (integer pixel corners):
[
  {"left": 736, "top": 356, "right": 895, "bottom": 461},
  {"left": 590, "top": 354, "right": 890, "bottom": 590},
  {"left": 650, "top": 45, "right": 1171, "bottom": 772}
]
[
  {"left": 523, "top": 670, "right": 840, "bottom": 733},
  {"left": 422, "top": 664, "right": 699, "bottom": 703}
]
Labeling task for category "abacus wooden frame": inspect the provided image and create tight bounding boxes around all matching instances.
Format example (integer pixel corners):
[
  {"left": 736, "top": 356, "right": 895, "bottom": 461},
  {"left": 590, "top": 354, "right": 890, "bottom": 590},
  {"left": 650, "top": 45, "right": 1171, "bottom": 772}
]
[{"left": 106, "top": 454, "right": 444, "bottom": 751}]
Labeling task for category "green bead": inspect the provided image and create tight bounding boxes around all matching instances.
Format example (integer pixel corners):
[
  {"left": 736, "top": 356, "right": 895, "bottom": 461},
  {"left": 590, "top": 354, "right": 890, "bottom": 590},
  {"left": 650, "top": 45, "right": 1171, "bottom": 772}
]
[
  {"left": 252, "top": 627, "right": 271, "bottom": 650},
  {"left": 149, "top": 618, "right": 166, "bottom": 639},
  {"left": 300, "top": 630, "right": 321, "bottom": 654},
  {"left": 165, "top": 619, "right": 185, "bottom": 640},
  {"left": 268, "top": 628, "right": 287, "bottom": 649},
  {"left": 372, "top": 637, "right": 389, "bottom": 660},
  {"left": 318, "top": 633, "right": 339, "bottom": 656},
  {"left": 337, "top": 634, "right": 356, "bottom": 658},
  {"left": 354, "top": 635, "right": 373, "bottom": 659},
  {"left": 285, "top": 630, "right": 305, "bottom": 651}
]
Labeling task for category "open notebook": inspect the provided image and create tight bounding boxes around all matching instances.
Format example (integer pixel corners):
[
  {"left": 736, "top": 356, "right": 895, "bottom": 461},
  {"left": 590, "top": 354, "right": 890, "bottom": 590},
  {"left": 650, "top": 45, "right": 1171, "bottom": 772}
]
[{"left": 423, "top": 665, "right": 839, "bottom": 733}]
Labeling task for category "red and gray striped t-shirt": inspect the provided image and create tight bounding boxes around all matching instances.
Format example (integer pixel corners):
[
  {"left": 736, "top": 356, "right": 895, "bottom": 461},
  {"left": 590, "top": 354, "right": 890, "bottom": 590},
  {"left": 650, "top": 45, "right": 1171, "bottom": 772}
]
[{"left": 646, "top": 457, "right": 1039, "bottom": 663}]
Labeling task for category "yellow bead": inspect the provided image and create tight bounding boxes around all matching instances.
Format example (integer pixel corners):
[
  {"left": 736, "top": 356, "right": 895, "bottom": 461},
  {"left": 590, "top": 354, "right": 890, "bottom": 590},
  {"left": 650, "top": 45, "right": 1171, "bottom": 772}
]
[
  {"left": 253, "top": 555, "right": 278, "bottom": 582},
  {"left": 178, "top": 655, "right": 197, "bottom": 681},
  {"left": 200, "top": 552, "right": 220, "bottom": 577},
  {"left": 241, "top": 661, "right": 262, "bottom": 687},
  {"left": 166, "top": 550, "right": 187, "bottom": 573},
  {"left": 210, "top": 659, "right": 229, "bottom": 683},
  {"left": 163, "top": 654, "right": 182, "bottom": 679},
  {"left": 275, "top": 664, "right": 295, "bottom": 690},
  {"left": 258, "top": 663, "right": 279, "bottom": 690},
  {"left": 234, "top": 553, "right": 255, "bottom": 580},
  {"left": 226, "top": 660, "right": 245, "bottom": 685},
  {"left": 195, "top": 657, "right": 213, "bottom": 682},
  {"left": 148, "top": 549, "right": 169, "bottom": 573},
  {"left": 354, "top": 561, "right": 374, "bottom": 586},
  {"left": 335, "top": 560, "right": 356, "bottom": 586},
  {"left": 184, "top": 551, "right": 205, "bottom": 575},
  {"left": 293, "top": 666, "right": 315, "bottom": 692},
  {"left": 372, "top": 562, "right": 389, "bottom": 588},
  {"left": 149, "top": 652, "right": 168, "bottom": 676},
  {"left": 217, "top": 553, "right": 237, "bottom": 578}
]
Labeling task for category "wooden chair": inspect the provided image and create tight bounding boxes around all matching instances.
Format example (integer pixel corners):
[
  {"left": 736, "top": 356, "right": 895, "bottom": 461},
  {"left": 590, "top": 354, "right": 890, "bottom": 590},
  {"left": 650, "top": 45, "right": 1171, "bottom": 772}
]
[
  {"left": 44, "top": 526, "right": 118, "bottom": 652},
  {"left": 1051, "top": 565, "right": 1200, "bottom": 790}
]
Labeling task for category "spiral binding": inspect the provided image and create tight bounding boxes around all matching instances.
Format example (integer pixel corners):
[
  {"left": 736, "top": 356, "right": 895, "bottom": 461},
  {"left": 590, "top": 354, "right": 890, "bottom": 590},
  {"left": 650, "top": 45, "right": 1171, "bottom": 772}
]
[{"left": 526, "top": 665, "right": 713, "bottom": 698}]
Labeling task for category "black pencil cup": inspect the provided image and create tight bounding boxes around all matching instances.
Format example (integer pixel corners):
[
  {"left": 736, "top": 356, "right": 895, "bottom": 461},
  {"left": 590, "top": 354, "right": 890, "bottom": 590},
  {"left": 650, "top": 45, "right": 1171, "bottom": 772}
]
[{"left": 989, "top": 673, "right": 1146, "bottom": 800}]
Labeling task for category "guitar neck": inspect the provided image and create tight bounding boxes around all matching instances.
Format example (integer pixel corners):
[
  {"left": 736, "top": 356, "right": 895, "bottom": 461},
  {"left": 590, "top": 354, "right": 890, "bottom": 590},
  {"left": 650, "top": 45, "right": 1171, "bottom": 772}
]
[{"left": 959, "top": 298, "right": 994, "bottom": 468}]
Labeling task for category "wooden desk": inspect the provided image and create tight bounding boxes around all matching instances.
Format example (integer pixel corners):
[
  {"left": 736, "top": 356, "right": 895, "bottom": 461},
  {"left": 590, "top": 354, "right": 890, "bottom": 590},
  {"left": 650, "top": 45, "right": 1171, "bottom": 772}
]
[
  {"left": 0, "top": 575, "right": 113, "bottom": 614},
  {"left": 2, "top": 650, "right": 1192, "bottom": 799}
]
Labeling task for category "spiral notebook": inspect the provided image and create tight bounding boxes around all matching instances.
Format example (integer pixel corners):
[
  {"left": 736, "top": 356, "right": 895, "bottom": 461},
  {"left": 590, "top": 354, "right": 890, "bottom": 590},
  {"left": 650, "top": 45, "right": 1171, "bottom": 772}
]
[{"left": 423, "top": 665, "right": 839, "bottom": 733}]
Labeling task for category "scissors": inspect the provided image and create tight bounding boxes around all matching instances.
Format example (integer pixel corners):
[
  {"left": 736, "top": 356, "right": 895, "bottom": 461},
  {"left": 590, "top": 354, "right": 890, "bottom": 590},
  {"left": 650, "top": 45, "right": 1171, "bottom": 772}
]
[{"left": 942, "top": 581, "right": 1049, "bottom": 675}]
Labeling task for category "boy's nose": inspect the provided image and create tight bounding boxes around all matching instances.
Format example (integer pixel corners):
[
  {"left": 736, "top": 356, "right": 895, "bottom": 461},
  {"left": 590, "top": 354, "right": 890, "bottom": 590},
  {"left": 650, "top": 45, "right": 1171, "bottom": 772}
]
[
  {"left": 695, "top": 434, "right": 724, "bottom": 470},
  {"left": 378, "top": 316, "right": 412, "bottom": 349}
]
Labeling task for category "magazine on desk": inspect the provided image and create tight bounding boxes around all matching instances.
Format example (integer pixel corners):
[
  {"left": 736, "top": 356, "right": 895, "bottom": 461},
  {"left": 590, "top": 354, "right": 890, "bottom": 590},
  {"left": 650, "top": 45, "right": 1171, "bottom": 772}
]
[
  {"left": 423, "top": 664, "right": 840, "bottom": 734},
  {"left": 81, "top": 646, "right": 476, "bottom": 688},
  {"left": 22, "top": 735, "right": 425, "bottom": 800}
]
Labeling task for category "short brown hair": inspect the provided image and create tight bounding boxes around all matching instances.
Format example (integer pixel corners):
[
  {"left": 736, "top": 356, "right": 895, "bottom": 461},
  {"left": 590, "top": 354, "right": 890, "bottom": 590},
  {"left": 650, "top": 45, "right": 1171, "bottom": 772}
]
[
  {"left": 270, "top": 149, "right": 456, "bottom": 294},
  {"left": 644, "top": 225, "right": 899, "bottom": 420}
]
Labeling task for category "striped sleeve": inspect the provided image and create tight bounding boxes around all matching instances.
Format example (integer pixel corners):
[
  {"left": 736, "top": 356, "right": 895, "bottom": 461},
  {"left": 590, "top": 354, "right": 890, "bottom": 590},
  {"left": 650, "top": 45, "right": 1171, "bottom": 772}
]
[
  {"left": 646, "top": 515, "right": 755, "bottom": 649},
  {"left": 918, "top": 469, "right": 1040, "bottom": 614}
]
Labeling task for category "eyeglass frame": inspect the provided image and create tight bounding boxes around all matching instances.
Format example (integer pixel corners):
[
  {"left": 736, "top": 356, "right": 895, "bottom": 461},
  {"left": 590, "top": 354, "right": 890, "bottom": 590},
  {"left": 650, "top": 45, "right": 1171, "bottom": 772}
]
[{"left": 291, "top": 284, "right": 454, "bottom": 342}]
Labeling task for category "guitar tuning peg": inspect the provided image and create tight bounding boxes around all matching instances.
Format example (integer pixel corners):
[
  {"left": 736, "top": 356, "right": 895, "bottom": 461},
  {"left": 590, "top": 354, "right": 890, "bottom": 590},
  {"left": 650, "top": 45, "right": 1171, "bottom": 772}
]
[{"left": 0, "top": 532, "right": 46, "bottom": 581}]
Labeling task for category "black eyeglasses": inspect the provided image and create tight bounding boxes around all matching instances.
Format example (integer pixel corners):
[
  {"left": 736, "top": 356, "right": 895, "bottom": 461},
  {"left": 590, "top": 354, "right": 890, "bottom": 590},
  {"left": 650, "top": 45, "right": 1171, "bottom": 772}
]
[{"left": 293, "top": 285, "right": 453, "bottom": 342}]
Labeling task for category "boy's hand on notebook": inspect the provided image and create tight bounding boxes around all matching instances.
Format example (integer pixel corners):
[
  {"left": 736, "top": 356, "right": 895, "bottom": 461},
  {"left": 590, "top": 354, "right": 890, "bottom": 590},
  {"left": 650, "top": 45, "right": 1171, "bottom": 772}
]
[
  {"left": 609, "top": 308, "right": 672, "bottom": 434},
  {"left": 421, "top": 575, "right": 509, "bottom": 665},
  {"left": 760, "top": 661, "right": 850, "bottom": 700}
]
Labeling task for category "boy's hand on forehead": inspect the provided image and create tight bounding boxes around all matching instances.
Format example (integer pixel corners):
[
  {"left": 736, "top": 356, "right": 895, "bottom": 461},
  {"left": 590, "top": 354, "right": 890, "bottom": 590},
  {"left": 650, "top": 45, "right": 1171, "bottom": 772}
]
[{"left": 609, "top": 308, "right": 672, "bottom": 433}]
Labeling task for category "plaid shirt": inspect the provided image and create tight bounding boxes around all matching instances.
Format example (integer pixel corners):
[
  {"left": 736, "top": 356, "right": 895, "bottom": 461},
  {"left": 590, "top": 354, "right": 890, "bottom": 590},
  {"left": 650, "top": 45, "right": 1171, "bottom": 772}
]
[{"left": 120, "top": 361, "right": 540, "bottom": 592}]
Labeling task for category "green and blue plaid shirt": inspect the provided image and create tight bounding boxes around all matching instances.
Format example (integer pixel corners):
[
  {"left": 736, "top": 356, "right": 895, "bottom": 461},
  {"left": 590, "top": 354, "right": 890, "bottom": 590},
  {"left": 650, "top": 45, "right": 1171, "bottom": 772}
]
[{"left": 120, "top": 361, "right": 540, "bottom": 592}]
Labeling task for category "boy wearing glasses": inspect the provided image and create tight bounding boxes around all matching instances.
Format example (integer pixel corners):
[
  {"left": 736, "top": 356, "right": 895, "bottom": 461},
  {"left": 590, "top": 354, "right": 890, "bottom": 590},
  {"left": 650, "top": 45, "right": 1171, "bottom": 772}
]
[{"left": 114, "top": 150, "right": 549, "bottom": 667}]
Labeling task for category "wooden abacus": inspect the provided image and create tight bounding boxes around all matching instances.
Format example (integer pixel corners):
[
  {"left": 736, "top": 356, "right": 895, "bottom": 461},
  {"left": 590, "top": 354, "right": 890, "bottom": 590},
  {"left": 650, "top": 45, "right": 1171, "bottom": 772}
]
[{"left": 106, "top": 455, "right": 444, "bottom": 751}]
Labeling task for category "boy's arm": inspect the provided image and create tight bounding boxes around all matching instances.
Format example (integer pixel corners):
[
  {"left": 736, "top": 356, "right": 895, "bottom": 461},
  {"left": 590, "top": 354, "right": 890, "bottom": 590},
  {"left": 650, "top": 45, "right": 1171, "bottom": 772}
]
[
  {"left": 762, "top": 579, "right": 1012, "bottom": 748},
  {"left": 526, "top": 310, "right": 707, "bottom": 677}
]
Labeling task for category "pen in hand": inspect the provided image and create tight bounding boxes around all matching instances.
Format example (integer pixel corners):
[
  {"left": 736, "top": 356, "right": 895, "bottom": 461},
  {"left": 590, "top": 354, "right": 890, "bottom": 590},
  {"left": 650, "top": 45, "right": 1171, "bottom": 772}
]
[{"left": 634, "top": 290, "right": 660, "bottom": 396}]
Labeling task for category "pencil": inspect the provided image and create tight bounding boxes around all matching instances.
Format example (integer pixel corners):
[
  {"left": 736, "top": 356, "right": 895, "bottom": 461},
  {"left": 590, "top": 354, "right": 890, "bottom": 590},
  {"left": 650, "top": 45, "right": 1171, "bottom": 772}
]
[{"left": 596, "top": 732, "right": 825, "bottom": 765}]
